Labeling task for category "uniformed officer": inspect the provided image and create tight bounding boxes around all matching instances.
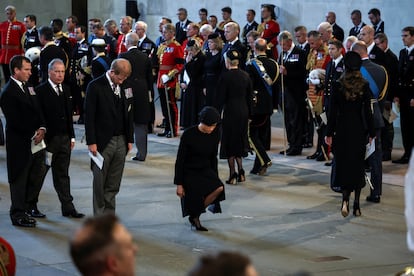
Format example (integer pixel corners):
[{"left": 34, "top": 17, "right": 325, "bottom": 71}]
[
  {"left": 70, "top": 25, "right": 92, "bottom": 124},
  {"left": 156, "top": 23, "right": 184, "bottom": 138},
  {"left": 23, "top": 14, "right": 41, "bottom": 86},
  {"left": 246, "top": 38, "right": 279, "bottom": 175}
]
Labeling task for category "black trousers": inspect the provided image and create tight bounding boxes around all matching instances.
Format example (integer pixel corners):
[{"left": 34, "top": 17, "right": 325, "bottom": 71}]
[
  {"left": 46, "top": 135, "right": 75, "bottom": 212},
  {"left": 249, "top": 115, "right": 272, "bottom": 172},
  {"left": 158, "top": 87, "right": 178, "bottom": 134},
  {"left": 284, "top": 92, "right": 305, "bottom": 151},
  {"left": 368, "top": 129, "right": 383, "bottom": 196},
  {"left": 10, "top": 150, "right": 47, "bottom": 219}
]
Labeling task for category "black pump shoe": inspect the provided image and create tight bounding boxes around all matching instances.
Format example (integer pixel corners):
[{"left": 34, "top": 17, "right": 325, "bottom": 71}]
[
  {"left": 353, "top": 203, "right": 361, "bottom": 216},
  {"left": 237, "top": 169, "right": 245, "bottom": 182},
  {"left": 189, "top": 216, "right": 208, "bottom": 231},
  {"left": 226, "top": 173, "right": 238, "bottom": 185}
]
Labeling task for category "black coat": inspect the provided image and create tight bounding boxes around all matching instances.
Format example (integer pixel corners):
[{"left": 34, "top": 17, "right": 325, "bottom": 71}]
[
  {"left": 222, "top": 39, "right": 248, "bottom": 70},
  {"left": 119, "top": 48, "right": 153, "bottom": 124},
  {"left": 35, "top": 81, "right": 75, "bottom": 142},
  {"left": 397, "top": 47, "right": 414, "bottom": 100},
  {"left": 0, "top": 80, "right": 46, "bottom": 182},
  {"left": 242, "top": 21, "right": 259, "bottom": 46},
  {"left": 368, "top": 44, "right": 386, "bottom": 66},
  {"left": 39, "top": 44, "right": 68, "bottom": 82},
  {"left": 332, "top": 23, "right": 344, "bottom": 42},
  {"left": 175, "top": 20, "right": 192, "bottom": 45},
  {"left": 85, "top": 74, "right": 134, "bottom": 152},
  {"left": 383, "top": 49, "right": 399, "bottom": 101}
]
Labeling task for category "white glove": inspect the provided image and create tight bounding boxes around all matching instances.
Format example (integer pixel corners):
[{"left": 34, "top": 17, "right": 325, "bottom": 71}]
[
  {"left": 161, "top": 74, "right": 170, "bottom": 84},
  {"left": 309, "top": 78, "right": 321, "bottom": 85}
]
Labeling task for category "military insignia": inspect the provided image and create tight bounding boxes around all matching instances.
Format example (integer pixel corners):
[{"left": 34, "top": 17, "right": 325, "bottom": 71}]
[
  {"left": 165, "top": 47, "right": 174, "bottom": 53},
  {"left": 28, "top": 87, "right": 36, "bottom": 95},
  {"left": 28, "top": 36, "right": 36, "bottom": 42},
  {"left": 55, "top": 40, "right": 61, "bottom": 46},
  {"left": 369, "top": 54, "right": 376, "bottom": 59},
  {"left": 142, "top": 43, "right": 152, "bottom": 50},
  {"left": 317, "top": 52, "right": 324, "bottom": 60},
  {"left": 336, "top": 67, "right": 344, "bottom": 72},
  {"left": 124, "top": 88, "right": 133, "bottom": 99},
  {"left": 289, "top": 54, "right": 299, "bottom": 62},
  {"left": 12, "top": 25, "right": 21, "bottom": 30}
]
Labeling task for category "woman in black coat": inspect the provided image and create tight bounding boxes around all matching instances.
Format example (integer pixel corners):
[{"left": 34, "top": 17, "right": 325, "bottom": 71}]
[
  {"left": 325, "top": 52, "right": 375, "bottom": 217},
  {"left": 174, "top": 106, "right": 225, "bottom": 231}
]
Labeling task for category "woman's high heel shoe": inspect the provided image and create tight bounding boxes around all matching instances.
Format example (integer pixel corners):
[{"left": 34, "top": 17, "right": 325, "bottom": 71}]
[
  {"left": 341, "top": 200, "right": 349, "bottom": 217},
  {"left": 238, "top": 169, "right": 245, "bottom": 182},
  {"left": 189, "top": 216, "right": 208, "bottom": 231},
  {"left": 353, "top": 203, "right": 361, "bottom": 217},
  {"left": 226, "top": 173, "right": 238, "bottom": 185}
]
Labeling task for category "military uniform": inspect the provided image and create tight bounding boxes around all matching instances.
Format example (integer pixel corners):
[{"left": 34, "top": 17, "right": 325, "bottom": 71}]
[
  {"left": 70, "top": 39, "right": 92, "bottom": 122},
  {"left": 258, "top": 19, "right": 280, "bottom": 60},
  {"left": 24, "top": 26, "right": 42, "bottom": 86},
  {"left": 156, "top": 39, "right": 184, "bottom": 137},
  {"left": 246, "top": 54, "right": 279, "bottom": 173},
  {"left": 0, "top": 19, "right": 25, "bottom": 81}
]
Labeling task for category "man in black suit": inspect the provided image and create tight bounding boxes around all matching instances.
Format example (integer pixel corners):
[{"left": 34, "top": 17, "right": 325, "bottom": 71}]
[
  {"left": 38, "top": 26, "right": 68, "bottom": 83},
  {"left": 278, "top": 31, "right": 307, "bottom": 156},
  {"left": 325, "top": 11, "right": 344, "bottom": 42},
  {"left": 242, "top": 9, "right": 258, "bottom": 47},
  {"left": 36, "top": 58, "right": 85, "bottom": 218},
  {"left": 375, "top": 33, "right": 399, "bottom": 161},
  {"left": 359, "top": 25, "right": 385, "bottom": 66},
  {"left": 23, "top": 14, "right": 41, "bottom": 87},
  {"left": 246, "top": 38, "right": 279, "bottom": 174},
  {"left": 208, "top": 15, "right": 225, "bottom": 42},
  {"left": 368, "top": 8, "right": 384, "bottom": 35},
  {"left": 85, "top": 58, "right": 134, "bottom": 215},
  {"left": 294, "top": 25, "right": 310, "bottom": 55},
  {"left": 119, "top": 32, "right": 152, "bottom": 162},
  {"left": 134, "top": 20, "right": 158, "bottom": 133},
  {"left": 352, "top": 41, "right": 388, "bottom": 203},
  {"left": 175, "top": 8, "right": 192, "bottom": 45},
  {"left": 349, "top": 9, "right": 366, "bottom": 37},
  {"left": 393, "top": 26, "right": 414, "bottom": 164},
  {"left": 222, "top": 22, "right": 247, "bottom": 70},
  {"left": 0, "top": 55, "right": 47, "bottom": 227}
]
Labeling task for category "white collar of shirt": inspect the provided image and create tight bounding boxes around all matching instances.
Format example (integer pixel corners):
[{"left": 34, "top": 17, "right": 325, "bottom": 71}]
[
  {"left": 300, "top": 41, "right": 308, "bottom": 48},
  {"left": 228, "top": 37, "right": 239, "bottom": 45},
  {"left": 27, "top": 26, "right": 36, "bottom": 33},
  {"left": 367, "top": 42, "right": 375, "bottom": 54},
  {"left": 356, "top": 22, "right": 364, "bottom": 29},
  {"left": 375, "top": 20, "right": 383, "bottom": 30},
  {"left": 48, "top": 79, "right": 61, "bottom": 95},
  {"left": 180, "top": 20, "right": 187, "bottom": 26},
  {"left": 333, "top": 55, "right": 343, "bottom": 67},
  {"left": 128, "top": 45, "right": 138, "bottom": 51},
  {"left": 106, "top": 72, "right": 120, "bottom": 96},
  {"left": 106, "top": 72, "right": 115, "bottom": 89},
  {"left": 138, "top": 34, "right": 146, "bottom": 45},
  {"left": 407, "top": 44, "right": 414, "bottom": 54},
  {"left": 11, "top": 77, "right": 24, "bottom": 91}
]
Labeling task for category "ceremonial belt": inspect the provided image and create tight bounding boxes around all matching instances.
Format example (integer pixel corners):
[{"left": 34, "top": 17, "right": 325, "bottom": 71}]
[
  {"left": 159, "top": 65, "right": 174, "bottom": 71},
  {"left": 1, "top": 45, "right": 20, "bottom": 49}
]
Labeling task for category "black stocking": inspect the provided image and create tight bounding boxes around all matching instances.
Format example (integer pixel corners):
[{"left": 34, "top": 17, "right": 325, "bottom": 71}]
[
  {"left": 227, "top": 157, "right": 236, "bottom": 175},
  {"left": 235, "top": 157, "right": 243, "bottom": 172}
]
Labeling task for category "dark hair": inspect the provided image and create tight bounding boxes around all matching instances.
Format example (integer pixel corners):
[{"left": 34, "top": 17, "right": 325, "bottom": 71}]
[
  {"left": 25, "top": 14, "right": 36, "bottom": 24},
  {"left": 38, "top": 26, "right": 54, "bottom": 41},
  {"left": 247, "top": 9, "right": 256, "bottom": 16},
  {"left": 162, "top": 17, "right": 172, "bottom": 24},
  {"left": 328, "top": 39, "right": 343, "bottom": 49},
  {"left": 50, "top": 18, "right": 63, "bottom": 33},
  {"left": 70, "top": 214, "right": 119, "bottom": 276},
  {"left": 307, "top": 30, "right": 321, "bottom": 39},
  {"left": 340, "top": 52, "right": 365, "bottom": 101},
  {"left": 368, "top": 8, "right": 380, "bottom": 17},
  {"left": 199, "top": 8, "right": 208, "bottom": 15},
  {"left": 294, "top": 25, "right": 307, "bottom": 33},
  {"left": 10, "top": 55, "right": 31, "bottom": 75},
  {"left": 221, "top": 6, "right": 232, "bottom": 14},
  {"left": 178, "top": 8, "right": 188, "bottom": 15},
  {"left": 209, "top": 15, "right": 218, "bottom": 21},
  {"left": 402, "top": 26, "right": 414, "bottom": 36},
  {"left": 189, "top": 251, "right": 252, "bottom": 276},
  {"left": 374, "top": 32, "right": 388, "bottom": 43},
  {"left": 76, "top": 25, "right": 87, "bottom": 34},
  {"left": 67, "top": 15, "right": 79, "bottom": 24},
  {"left": 351, "top": 9, "right": 362, "bottom": 17}
]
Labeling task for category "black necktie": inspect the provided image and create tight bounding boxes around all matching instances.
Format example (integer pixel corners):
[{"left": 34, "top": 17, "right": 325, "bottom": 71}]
[{"left": 57, "top": 84, "right": 63, "bottom": 96}]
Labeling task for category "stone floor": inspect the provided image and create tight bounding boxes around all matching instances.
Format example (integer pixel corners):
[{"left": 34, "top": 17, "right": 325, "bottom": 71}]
[{"left": 0, "top": 110, "right": 412, "bottom": 276}]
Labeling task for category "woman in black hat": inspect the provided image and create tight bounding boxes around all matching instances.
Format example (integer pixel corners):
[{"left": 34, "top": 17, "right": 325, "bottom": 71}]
[
  {"left": 325, "top": 51, "right": 375, "bottom": 217},
  {"left": 218, "top": 50, "right": 252, "bottom": 184},
  {"left": 174, "top": 106, "right": 225, "bottom": 231}
]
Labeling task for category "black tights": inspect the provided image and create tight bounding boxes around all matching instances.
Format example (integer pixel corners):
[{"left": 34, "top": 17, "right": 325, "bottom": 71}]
[
  {"left": 227, "top": 156, "right": 243, "bottom": 175},
  {"left": 342, "top": 188, "right": 361, "bottom": 206}
]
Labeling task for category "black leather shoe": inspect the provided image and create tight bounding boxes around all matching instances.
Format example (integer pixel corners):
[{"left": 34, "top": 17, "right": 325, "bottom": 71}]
[
  {"left": 280, "top": 148, "right": 292, "bottom": 155},
  {"left": 12, "top": 216, "right": 36, "bottom": 227},
  {"left": 27, "top": 208, "right": 46, "bottom": 218},
  {"left": 131, "top": 156, "right": 145, "bottom": 161},
  {"left": 286, "top": 149, "right": 302, "bottom": 156},
  {"left": 156, "top": 122, "right": 166, "bottom": 128},
  {"left": 166, "top": 131, "right": 174, "bottom": 138},
  {"left": 303, "top": 143, "right": 313, "bottom": 148},
  {"left": 63, "top": 209, "right": 85, "bottom": 218},
  {"left": 382, "top": 153, "right": 391, "bottom": 161},
  {"left": 392, "top": 156, "right": 409, "bottom": 164},
  {"left": 366, "top": 195, "right": 380, "bottom": 203},
  {"left": 307, "top": 152, "right": 321, "bottom": 159}
]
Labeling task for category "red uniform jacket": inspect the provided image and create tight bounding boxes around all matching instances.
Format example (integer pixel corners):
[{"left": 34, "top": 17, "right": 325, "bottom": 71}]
[
  {"left": 156, "top": 39, "right": 184, "bottom": 89},
  {"left": 0, "top": 19, "right": 25, "bottom": 63}
]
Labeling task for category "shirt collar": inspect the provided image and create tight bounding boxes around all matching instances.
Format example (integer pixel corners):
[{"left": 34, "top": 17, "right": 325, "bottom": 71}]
[
  {"left": 407, "top": 44, "right": 414, "bottom": 54},
  {"left": 367, "top": 42, "right": 375, "bottom": 54},
  {"left": 11, "top": 76, "right": 24, "bottom": 88}
]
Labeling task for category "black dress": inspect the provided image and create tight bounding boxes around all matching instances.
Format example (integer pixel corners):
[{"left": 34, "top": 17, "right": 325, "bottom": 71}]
[
  {"left": 180, "top": 51, "right": 206, "bottom": 128},
  {"left": 327, "top": 81, "right": 375, "bottom": 192},
  {"left": 203, "top": 50, "right": 222, "bottom": 108},
  {"left": 218, "top": 68, "right": 252, "bottom": 159},
  {"left": 174, "top": 125, "right": 225, "bottom": 217}
]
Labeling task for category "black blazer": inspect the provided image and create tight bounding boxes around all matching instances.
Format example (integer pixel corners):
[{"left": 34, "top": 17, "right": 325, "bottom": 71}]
[
  {"left": 397, "top": 48, "right": 414, "bottom": 99},
  {"left": 0, "top": 80, "right": 46, "bottom": 183},
  {"left": 383, "top": 49, "right": 399, "bottom": 100},
  {"left": 278, "top": 46, "right": 307, "bottom": 102},
  {"left": 175, "top": 20, "right": 192, "bottom": 45},
  {"left": 85, "top": 74, "right": 134, "bottom": 152},
  {"left": 35, "top": 81, "right": 75, "bottom": 142},
  {"left": 242, "top": 21, "right": 259, "bottom": 46},
  {"left": 39, "top": 44, "right": 68, "bottom": 82},
  {"left": 368, "top": 44, "right": 386, "bottom": 66},
  {"left": 119, "top": 48, "right": 153, "bottom": 124},
  {"left": 349, "top": 22, "right": 366, "bottom": 37},
  {"left": 222, "top": 39, "right": 248, "bottom": 70},
  {"left": 332, "top": 23, "right": 344, "bottom": 42}
]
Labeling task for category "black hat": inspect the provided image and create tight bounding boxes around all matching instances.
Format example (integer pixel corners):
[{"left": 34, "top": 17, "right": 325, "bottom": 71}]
[
  {"left": 186, "top": 39, "right": 196, "bottom": 47},
  {"left": 225, "top": 49, "right": 240, "bottom": 61},
  {"left": 221, "top": 6, "right": 232, "bottom": 14},
  {"left": 344, "top": 51, "right": 362, "bottom": 71},
  {"left": 208, "top": 33, "right": 219, "bottom": 40},
  {"left": 199, "top": 106, "right": 221, "bottom": 126}
]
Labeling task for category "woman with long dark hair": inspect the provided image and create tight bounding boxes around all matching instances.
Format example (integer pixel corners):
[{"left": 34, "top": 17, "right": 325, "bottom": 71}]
[{"left": 325, "top": 51, "right": 375, "bottom": 217}]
